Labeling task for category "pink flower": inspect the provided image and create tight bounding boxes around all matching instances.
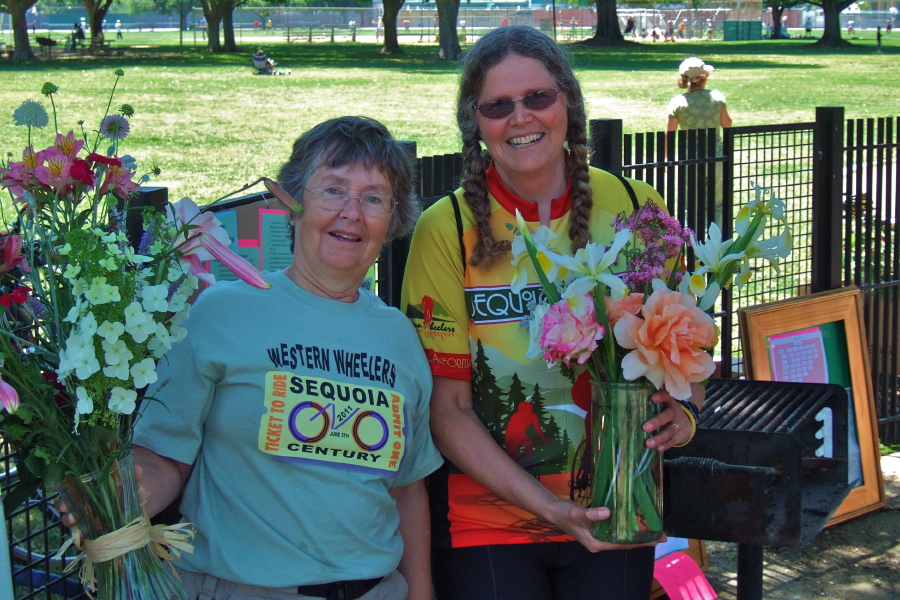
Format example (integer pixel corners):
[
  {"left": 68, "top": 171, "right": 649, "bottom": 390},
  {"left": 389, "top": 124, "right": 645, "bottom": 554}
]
[
  {"left": 167, "top": 197, "right": 270, "bottom": 289},
  {"left": 0, "top": 234, "right": 31, "bottom": 277},
  {"left": 33, "top": 147, "right": 73, "bottom": 192},
  {"left": 540, "top": 295, "right": 605, "bottom": 366},
  {"left": 0, "top": 376, "right": 20, "bottom": 414},
  {"left": 614, "top": 288, "right": 718, "bottom": 400},
  {"left": 0, "top": 146, "right": 40, "bottom": 202},
  {"left": 97, "top": 163, "right": 138, "bottom": 198},
  {"left": 54, "top": 131, "right": 85, "bottom": 158},
  {"left": 604, "top": 293, "right": 644, "bottom": 328}
]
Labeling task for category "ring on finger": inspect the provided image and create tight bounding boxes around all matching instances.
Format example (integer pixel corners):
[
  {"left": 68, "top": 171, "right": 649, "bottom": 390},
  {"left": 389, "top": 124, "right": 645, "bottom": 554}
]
[{"left": 672, "top": 421, "right": 680, "bottom": 431}]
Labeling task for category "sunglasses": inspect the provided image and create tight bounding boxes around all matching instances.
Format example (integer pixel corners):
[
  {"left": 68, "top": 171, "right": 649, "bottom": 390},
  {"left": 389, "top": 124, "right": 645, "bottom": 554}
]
[{"left": 474, "top": 89, "right": 562, "bottom": 119}]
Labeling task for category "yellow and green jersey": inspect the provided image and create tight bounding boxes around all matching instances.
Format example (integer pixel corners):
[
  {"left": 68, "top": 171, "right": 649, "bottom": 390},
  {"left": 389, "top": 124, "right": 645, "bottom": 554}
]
[{"left": 401, "top": 166, "right": 665, "bottom": 548}]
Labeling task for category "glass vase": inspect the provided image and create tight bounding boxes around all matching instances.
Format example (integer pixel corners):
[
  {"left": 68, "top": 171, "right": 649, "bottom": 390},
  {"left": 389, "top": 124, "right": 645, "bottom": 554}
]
[
  {"left": 589, "top": 380, "right": 664, "bottom": 544},
  {"left": 55, "top": 452, "right": 188, "bottom": 600}
]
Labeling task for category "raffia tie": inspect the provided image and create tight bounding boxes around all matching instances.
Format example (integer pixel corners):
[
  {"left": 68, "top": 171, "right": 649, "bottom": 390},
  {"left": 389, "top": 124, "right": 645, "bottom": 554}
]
[{"left": 55, "top": 514, "right": 195, "bottom": 597}]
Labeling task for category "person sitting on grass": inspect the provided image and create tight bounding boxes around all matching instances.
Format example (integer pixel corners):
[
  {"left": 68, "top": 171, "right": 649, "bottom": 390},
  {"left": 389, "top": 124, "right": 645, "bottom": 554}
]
[{"left": 252, "top": 49, "right": 276, "bottom": 74}]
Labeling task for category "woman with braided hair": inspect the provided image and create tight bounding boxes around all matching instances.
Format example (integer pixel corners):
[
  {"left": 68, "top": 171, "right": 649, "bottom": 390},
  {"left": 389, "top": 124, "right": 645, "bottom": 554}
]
[{"left": 401, "top": 26, "right": 702, "bottom": 600}]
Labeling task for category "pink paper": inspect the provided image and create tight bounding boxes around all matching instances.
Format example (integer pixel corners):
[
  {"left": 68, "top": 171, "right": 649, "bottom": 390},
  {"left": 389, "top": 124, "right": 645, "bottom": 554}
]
[{"left": 653, "top": 551, "right": 717, "bottom": 600}]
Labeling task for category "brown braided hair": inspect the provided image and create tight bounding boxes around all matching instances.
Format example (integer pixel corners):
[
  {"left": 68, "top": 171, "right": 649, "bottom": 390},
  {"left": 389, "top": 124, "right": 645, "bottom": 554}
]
[{"left": 457, "top": 26, "right": 594, "bottom": 269}]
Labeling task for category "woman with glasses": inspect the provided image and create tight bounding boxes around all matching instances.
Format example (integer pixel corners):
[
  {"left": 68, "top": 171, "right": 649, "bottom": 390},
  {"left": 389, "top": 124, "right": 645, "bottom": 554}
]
[
  {"left": 401, "top": 26, "right": 700, "bottom": 600},
  {"left": 116, "top": 117, "right": 441, "bottom": 600}
]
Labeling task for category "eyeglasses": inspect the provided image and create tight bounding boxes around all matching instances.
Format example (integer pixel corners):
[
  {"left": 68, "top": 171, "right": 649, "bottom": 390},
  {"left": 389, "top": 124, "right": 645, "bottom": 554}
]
[
  {"left": 474, "top": 89, "right": 562, "bottom": 119},
  {"left": 303, "top": 186, "right": 395, "bottom": 217}
]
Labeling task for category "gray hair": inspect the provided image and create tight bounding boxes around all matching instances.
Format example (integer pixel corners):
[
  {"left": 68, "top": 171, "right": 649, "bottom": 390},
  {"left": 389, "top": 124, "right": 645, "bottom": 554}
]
[
  {"left": 277, "top": 116, "right": 419, "bottom": 245},
  {"left": 457, "top": 26, "right": 587, "bottom": 156},
  {"left": 455, "top": 26, "right": 594, "bottom": 268}
]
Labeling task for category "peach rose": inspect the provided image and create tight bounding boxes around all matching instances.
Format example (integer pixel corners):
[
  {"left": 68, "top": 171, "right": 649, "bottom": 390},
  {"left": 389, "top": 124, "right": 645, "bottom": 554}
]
[
  {"left": 604, "top": 293, "right": 645, "bottom": 328},
  {"left": 613, "top": 288, "right": 718, "bottom": 400}
]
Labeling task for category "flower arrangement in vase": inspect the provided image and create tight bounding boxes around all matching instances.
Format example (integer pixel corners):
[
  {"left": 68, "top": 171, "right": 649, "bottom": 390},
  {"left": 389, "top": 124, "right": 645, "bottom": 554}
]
[
  {"left": 510, "top": 189, "right": 791, "bottom": 543},
  {"left": 0, "top": 71, "right": 279, "bottom": 599}
]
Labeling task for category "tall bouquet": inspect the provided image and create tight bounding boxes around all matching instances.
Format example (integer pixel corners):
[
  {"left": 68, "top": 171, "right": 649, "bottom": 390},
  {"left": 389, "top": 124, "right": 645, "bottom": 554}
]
[
  {"left": 511, "top": 190, "right": 791, "bottom": 542},
  {"left": 0, "top": 72, "right": 272, "bottom": 598}
]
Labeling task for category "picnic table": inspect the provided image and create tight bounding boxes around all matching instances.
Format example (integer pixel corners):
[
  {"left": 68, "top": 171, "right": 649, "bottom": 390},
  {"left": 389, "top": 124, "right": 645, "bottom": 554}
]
[{"left": 35, "top": 36, "right": 57, "bottom": 59}]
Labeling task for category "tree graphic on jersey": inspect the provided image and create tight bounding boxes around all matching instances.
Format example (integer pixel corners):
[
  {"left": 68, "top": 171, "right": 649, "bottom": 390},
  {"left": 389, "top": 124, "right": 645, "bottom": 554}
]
[{"left": 472, "top": 339, "right": 507, "bottom": 446}]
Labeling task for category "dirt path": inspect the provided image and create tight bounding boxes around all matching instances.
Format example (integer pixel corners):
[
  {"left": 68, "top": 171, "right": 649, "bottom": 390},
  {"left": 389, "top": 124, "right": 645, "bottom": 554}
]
[{"left": 703, "top": 453, "right": 900, "bottom": 599}]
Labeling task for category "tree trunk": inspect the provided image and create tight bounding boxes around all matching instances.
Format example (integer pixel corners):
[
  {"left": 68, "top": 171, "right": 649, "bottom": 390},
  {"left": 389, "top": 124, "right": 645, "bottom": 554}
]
[
  {"left": 200, "top": 0, "right": 223, "bottom": 52},
  {"left": 435, "top": 0, "right": 461, "bottom": 60},
  {"left": 813, "top": 0, "right": 853, "bottom": 47},
  {"left": 381, "top": 0, "right": 405, "bottom": 54},
  {"left": 584, "top": 0, "right": 628, "bottom": 46},
  {"left": 771, "top": 7, "right": 785, "bottom": 39},
  {"left": 223, "top": 7, "right": 237, "bottom": 52},
  {"left": 82, "top": 0, "right": 114, "bottom": 47},
  {"left": 8, "top": 0, "right": 37, "bottom": 61}
]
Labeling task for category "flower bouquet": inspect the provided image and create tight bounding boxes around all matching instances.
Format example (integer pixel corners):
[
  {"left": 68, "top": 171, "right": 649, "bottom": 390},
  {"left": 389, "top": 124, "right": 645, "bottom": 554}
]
[
  {"left": 510, "top": 190, "right": 791, "bottom": 543},
  {"left": 0, "top": 72, "right": 272, "bottom": 599}
]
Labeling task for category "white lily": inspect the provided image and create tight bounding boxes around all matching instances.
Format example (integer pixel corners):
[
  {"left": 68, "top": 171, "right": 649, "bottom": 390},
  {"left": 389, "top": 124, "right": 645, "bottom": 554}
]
[
  {"left": 550, "top": 229, "right": 631, "bottom": 301},
  {"left": 691, "top": 222, "right": 745, "bottom": 278},
  {"left": 510, "top": 213, "right": 566, "bottom": 295}
]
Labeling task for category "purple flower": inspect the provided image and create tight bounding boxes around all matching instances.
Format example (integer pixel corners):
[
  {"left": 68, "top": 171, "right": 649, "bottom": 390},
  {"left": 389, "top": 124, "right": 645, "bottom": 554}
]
[{"left": 99, "top": 114, "right": 130, "bottom": 140}]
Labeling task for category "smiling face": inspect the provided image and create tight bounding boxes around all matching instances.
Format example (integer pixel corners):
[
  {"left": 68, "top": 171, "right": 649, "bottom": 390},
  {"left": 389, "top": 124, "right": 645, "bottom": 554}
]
[
  {"left": 476, "top": 53, "right": 568, "bottom": 193},
  {"left": 289, "top": 162, "right": 392, "bottom": 293}
]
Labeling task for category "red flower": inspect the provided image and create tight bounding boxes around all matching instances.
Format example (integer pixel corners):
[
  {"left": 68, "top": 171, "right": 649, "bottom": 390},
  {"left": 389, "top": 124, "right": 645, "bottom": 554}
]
[
  {"left": 0, "top": 286, "right": 32, "bottom": 308},
  {"left": 70, "top": 157, "right": 95, "bottom": 186},
  {"left": 88, "top": 152, "right": 123, "bottom": 168},
  {"left": 0, "top": 233, "right": 31, "bottom": 277}
]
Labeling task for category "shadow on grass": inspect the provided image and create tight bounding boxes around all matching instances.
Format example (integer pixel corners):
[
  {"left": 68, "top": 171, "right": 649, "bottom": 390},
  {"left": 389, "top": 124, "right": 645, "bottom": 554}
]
[{"left": 6, "top": 38, "right": 891, "bottom": 75}]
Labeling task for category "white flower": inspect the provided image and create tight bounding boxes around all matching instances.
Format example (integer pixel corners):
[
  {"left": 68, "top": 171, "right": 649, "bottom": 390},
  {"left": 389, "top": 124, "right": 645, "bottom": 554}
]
[
  {"left": 64, "top": 303, "right": 82, "bottom": 323},
  {"left": 75, "top": 386, "right": 94, "bottom": 415},
  {"left": 510, "top": 221, "right": 566, "bottom": 295},
  {"left": 58, "top": 243, "right": 72, "bottom": 256},
  {"left": 142, "top": 284, "right": 170, "bottom": 313},
  {"left": 551, "top": 229, "right": 632, "bottom": 301},
  {"left": 124, "top": 301, "right": 146, "bottom": 326},
  {"left": 71, "top": 277, "right": 89, "bottom": 297},
  {"left": 167, "top": 265, "right": 185, "bottom": 282},
  {"left": 108, "top": 387, "right": 137, "bottom": 415},
  {"left": 130, "top": 358, "right": 158, "bottom": 389},
  {"left": 103, "top": 362, "right": 130, "bottom": 381},
  {"left": 525, "top": 302, "right": 551, "bottom": 362},
  {"left": 102, "top": 339, "right": 133, "bottom": 366},
  {"left": 79, "top": 312, "right": 98, "bottom": 338},
  {"left": 63, "top": 263, "right": 82, "bottom": 280},
  {"left": 169, "top": 324, "right": 188, "bottom": 344},
  {"left": 84, "top": 277, "right": 121, "bottom": 305},
  {"left": 56, "top": 349, "right": 74, "bottom": 381},
  {"left": 167, "top": 292, "right": 188, "bottom": 314},
  {"left": 74, "top": 354, "right": 101, "bottom": 381},
  {"left": 97, "top": 320, "right": 125, "bottom": 344},
  {"left": 99, "top": 256, "right": 118, "bottom": 271},
  {"left": 13, "top": 99, "right": 49, "bottom": 128}
]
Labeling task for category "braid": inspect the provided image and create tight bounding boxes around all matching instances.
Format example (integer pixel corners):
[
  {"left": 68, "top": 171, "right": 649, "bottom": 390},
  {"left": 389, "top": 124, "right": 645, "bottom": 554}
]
[
  {"left": 460, "top": 139, "right": 510, "bottom": 269},
  {"left": 566, "top": 95, "right": 593, "bottom": 252}
]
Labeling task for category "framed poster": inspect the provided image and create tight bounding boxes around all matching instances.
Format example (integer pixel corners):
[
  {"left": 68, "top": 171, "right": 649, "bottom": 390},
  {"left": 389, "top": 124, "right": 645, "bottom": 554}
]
[{"left": 738, "top": 287, "right": 886, "bottom": 525}]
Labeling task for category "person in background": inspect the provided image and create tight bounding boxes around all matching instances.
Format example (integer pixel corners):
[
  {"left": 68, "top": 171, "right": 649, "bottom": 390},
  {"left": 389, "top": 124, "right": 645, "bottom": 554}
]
[
  {"left": 115, "top": 19, "right": 123, "bottom": 39},
  {"left": 877, "top": 26, "right": 883, "bottom": 52},
  {"left": 805, "top": 17, "right": 813, "bottom": 38},
  {"left": 624, "top": 16, "right": 635, "bottom": 37},
  {"left": 666, "top": 57, "right": 733, "bottom": 223},
  {"left": 401, "top": 25, "right": 700, "bottom": 600},
  {"left": 252, "top": 48, "right": 276, "bottom": 74},
  {"left": 887, "top": 18, "right": 892, "bottom": 34},
  {"left": 199, "top": 16, "right": 208, "bottom": 39},
  {"left": 60, "top": 117, "right": 442, "bottom": 600},
  {"left": 678, "top": 18, "right": 687, "bottom": 39}
]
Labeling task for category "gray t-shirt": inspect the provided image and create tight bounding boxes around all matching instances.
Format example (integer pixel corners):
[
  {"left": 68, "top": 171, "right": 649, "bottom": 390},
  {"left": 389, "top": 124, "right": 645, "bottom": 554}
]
[{"left": 134, "top": 270, "right": 441, "bottom": 587}]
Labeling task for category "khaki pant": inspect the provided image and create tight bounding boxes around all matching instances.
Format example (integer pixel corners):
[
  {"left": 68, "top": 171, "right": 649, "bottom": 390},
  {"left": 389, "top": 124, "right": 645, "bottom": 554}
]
[{"left": 176, "top": 568, "right": 408, "bottom": 600}]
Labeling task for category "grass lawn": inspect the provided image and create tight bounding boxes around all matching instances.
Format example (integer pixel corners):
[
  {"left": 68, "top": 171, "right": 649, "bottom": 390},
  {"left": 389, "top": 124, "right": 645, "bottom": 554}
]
[{"left": 1, "top": 29, "right": 898, "bottom": 203}]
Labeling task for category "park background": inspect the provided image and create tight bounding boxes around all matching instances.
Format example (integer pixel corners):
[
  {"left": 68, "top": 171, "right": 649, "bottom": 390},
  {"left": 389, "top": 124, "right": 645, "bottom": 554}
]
[{"left": 2, "top": 3, "right": 900, "bottom": 599}]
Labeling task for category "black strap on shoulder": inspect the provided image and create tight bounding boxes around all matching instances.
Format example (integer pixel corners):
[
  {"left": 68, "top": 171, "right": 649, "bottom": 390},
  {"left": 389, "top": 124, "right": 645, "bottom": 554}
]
[
  {"left": 613, "top": 173, "right": 641, "bottom": 211},
  {"left": 448, "top": 191, "right": 467, "bottom": 271}
]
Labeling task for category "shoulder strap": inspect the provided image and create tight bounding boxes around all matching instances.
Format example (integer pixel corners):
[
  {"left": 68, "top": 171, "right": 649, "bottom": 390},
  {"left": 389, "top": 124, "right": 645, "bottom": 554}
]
[
  {"left": 448, "top": 191, "right": 467, "bottom": 271},
  {"left": 613, "top": 173, "right": 641, "bottom": 211}
]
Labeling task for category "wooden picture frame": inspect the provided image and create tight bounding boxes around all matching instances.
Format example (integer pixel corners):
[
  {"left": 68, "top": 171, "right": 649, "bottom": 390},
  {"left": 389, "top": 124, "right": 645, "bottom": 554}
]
[{"left": 738, "top": 287, "right": 886, "bottom": 525}]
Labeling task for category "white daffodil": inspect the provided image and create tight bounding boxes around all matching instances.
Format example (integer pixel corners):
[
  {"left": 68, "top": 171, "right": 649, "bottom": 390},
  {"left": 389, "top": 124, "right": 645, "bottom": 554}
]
[
  {"left": 141, "top": 284, "right": 170, "bottom": 313},
  {"left": 108, "top": 387, "right": 137, "bottom": 415},
  {"left": 130, "top": 357, "right": 158, "bottom": 389},
  {"left": 97, "top": 320, "right": 125, "bottom": 344},
  {"left": 551, "top": 229, "right": 631, "bottom": 301}
]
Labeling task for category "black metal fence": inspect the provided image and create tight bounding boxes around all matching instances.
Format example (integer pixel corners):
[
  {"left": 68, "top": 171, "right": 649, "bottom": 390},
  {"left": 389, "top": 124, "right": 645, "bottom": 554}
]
[{"left": 4, "top": 108, "right": 898, "bottom": 599}]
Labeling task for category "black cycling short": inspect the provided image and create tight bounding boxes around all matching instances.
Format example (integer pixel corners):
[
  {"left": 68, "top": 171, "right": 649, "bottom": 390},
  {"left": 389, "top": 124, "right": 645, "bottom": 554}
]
[{"left": 433, "top": 541, "right": 655, "bottom": 600}]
